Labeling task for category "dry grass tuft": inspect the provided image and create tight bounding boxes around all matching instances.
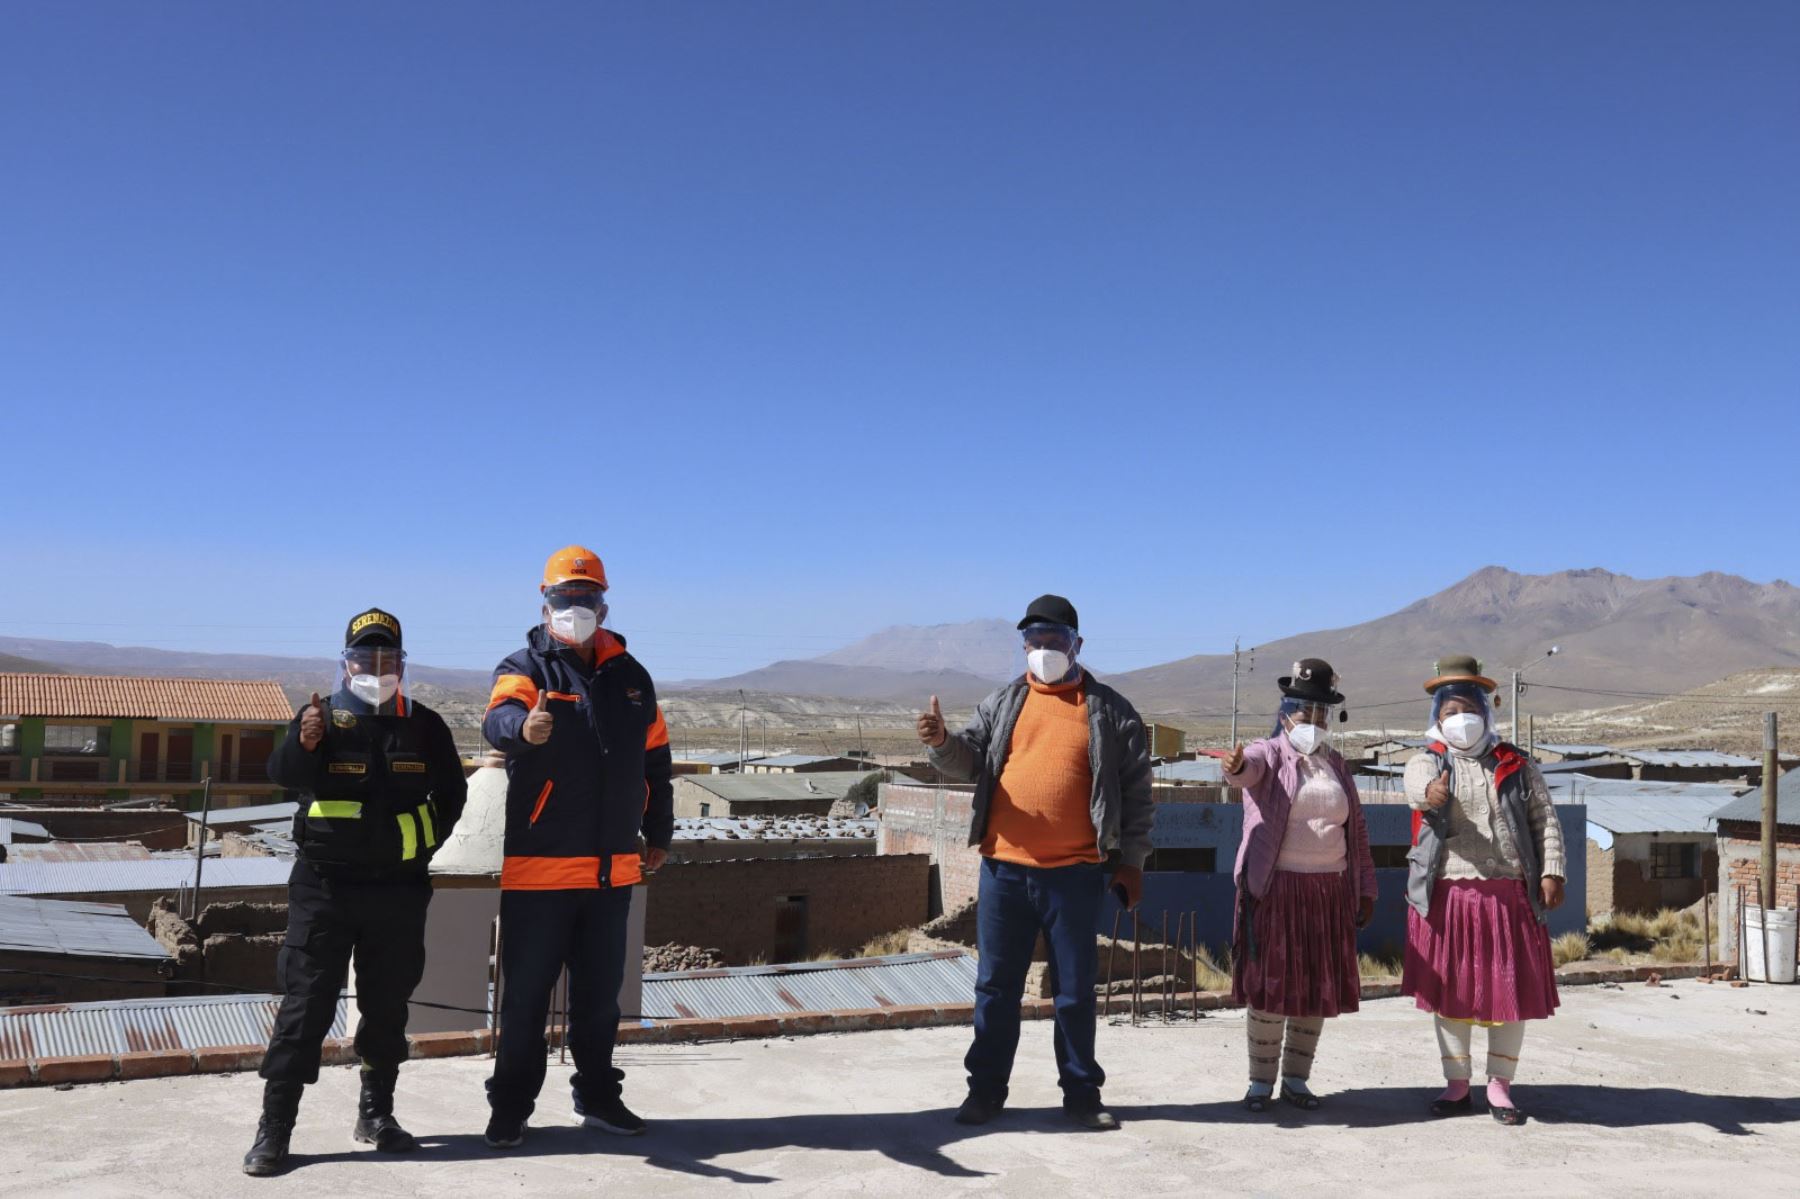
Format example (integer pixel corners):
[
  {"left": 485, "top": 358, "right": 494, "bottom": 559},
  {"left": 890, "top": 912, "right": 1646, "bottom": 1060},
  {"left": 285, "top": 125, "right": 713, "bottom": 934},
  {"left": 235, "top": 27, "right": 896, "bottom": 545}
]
[{"left": 1552, "top": 931, "right": 1592, "bottom": 967}]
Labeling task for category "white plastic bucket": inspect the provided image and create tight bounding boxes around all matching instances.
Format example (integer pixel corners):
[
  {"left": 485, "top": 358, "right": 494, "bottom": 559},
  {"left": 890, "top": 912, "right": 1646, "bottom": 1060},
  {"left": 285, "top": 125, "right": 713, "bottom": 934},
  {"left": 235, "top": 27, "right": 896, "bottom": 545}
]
[{"left": 1744, "top": 906, "right": 1798, "bottom": 984}]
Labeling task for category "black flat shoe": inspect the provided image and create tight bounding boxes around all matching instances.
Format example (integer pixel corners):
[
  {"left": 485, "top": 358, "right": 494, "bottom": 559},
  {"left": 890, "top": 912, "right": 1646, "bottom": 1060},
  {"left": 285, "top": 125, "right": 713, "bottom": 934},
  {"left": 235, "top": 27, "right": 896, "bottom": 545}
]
[
  {"left": 1430, "top": 1094, "right": 1474, "bottom": 1118},
  {"left": 1243, "top": 1088, "right": 1272, "bottom": 1113},
  {"left": 1490, "top": 1104, "right": 1527, "bottom": 1126},
  {"left": 1280, "top": 1083, "right": 1322, "bottom": 1111}
]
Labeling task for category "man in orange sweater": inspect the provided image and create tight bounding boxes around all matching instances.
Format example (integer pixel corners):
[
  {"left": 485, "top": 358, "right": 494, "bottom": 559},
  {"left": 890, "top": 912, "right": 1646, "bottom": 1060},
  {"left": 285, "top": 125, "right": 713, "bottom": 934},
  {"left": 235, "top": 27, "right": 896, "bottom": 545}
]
[{"left": 917, "top": 595, "right": 1152, "bottom": 1131}]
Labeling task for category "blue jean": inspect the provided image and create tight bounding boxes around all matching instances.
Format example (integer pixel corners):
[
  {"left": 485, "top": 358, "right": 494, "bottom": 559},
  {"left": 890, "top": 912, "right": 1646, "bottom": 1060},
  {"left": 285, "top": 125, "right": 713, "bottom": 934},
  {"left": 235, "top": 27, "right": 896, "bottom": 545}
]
[{"left": 966, "top": 857, "right": 1107, "bottom": 1109}]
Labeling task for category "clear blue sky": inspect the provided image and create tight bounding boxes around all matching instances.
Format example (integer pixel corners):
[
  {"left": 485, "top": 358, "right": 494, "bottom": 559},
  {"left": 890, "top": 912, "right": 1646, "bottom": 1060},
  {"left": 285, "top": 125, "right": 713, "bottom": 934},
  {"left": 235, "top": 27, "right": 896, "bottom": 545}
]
[{"left": 4, "top": 2, "right": 1796, "bottom": 678}]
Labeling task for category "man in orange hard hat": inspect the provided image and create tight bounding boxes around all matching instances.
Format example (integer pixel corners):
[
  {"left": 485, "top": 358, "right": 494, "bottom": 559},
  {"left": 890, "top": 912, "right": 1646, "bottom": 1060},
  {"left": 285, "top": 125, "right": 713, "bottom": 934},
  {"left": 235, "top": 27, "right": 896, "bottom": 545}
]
[{"left": 480, "top": 547, "right": 674, "bottom": 1148}]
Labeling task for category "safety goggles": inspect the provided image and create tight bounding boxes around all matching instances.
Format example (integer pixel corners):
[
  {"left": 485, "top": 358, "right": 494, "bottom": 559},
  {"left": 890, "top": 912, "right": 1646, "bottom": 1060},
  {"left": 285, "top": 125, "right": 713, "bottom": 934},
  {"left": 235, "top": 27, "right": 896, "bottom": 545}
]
[
  {"left": 341, "top": 647, "right": 406, "bottom": 676},
  {"left": 544, "top": 583, "right": 607, "bottom": 611}
]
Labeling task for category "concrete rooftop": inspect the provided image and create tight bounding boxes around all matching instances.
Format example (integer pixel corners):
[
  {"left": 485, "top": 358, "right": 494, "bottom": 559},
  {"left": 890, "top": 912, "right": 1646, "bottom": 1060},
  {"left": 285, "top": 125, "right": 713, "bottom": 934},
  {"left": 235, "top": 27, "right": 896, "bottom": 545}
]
[{"left": 4, "top": 983, "right": 1798, "bottom": 1197}]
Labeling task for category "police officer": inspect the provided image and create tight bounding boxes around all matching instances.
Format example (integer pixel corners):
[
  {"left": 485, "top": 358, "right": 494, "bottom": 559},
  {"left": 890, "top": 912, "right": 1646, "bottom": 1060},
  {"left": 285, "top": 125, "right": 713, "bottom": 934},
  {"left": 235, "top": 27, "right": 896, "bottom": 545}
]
[
  {"left": 480, "top": 546, "right": 674, "bottom": 1149},
  {"left": 244, "top": 608, "right": 468, "bottom": 1177}
]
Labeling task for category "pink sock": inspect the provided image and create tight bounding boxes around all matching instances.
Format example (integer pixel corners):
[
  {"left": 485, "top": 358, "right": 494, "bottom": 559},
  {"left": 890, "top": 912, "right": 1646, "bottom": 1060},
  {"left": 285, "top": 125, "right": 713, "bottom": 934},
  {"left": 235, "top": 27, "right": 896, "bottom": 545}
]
[
  {"left": 1487, "top": 1078, "right": 1514, "bottom": 1109},
  {"left": 1438, "top": 1080, "right": 1470, "bottom": 1102}
]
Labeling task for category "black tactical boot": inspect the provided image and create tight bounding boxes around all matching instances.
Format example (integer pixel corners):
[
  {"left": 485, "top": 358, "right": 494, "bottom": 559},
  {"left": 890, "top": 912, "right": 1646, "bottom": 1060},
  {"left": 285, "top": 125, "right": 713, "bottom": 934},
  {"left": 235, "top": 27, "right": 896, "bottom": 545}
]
[
  {"left": 352, "top": 1066, "right": 418, "bottom": 1153},
  {"left": 243, "top": 1080, "right": 303, "bottom": 1177}
]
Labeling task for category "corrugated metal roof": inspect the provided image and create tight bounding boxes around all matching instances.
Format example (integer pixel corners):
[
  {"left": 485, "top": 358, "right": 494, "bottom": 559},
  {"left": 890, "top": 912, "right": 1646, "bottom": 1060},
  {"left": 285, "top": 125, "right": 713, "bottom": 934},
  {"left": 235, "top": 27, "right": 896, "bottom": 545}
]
[
  {"left": 0, "top": 856, "right": 292, "bottom": 896},
  {"left": 671, "top": 816, "right": 876, "bottom": 841},
  {"left": 3, "top": 842, "right": 154, "bottom": 864},
  {"left": 639, "top": 951, "right": 977, "bottom": 1020},
  {"left": 1618, "top": 749, "right": 1758, "bottom": 769},
  {"left": 1710, "top": 767, "right": 1800, "bottom": 827},
  {"left": 0, "top": 895, "right": 171, "bottom": 961},
  {"left": 675, "top": 752, "right": 768, "bottom": 767},
  {"left": 1534, "top": 742, "right": 1615, "bottom": 756},
  {"left": 0, "top": 992, "right": 347, "bottom": 1062},
  {"left": 0, "top": 673, "right": 292, "bottom": 722},
  {"left": 1544, "top": 775, "right": 1745, "bottom": 835},
  {"left": 679, "top": 771, "right": 875, "bottom": 802},
  {"left": 1537, "top": 756, "right": 1631, "bottom": 774},
  {"left": 750, "top": 754, "right": 861, "bottom": 768},
  {"left": 1152, "top": 759, "right": 1224, "bottom": 784},
  {"left": 187, "top": 801, "right": 297, "bottom": 828}
]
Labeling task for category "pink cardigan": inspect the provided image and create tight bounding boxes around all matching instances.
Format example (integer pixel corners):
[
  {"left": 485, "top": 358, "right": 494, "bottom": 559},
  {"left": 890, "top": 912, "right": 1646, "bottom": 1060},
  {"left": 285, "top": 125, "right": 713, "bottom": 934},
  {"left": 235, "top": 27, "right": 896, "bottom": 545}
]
[{"left": 1224, "top": 735, "right": 1378, "bottom": 904}]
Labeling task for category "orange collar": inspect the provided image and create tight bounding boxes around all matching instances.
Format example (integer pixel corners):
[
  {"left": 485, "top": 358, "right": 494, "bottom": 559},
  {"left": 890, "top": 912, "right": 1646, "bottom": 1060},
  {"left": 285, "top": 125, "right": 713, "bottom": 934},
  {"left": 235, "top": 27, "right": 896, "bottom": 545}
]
[{"left": 1026, "top": 670, "right": 1085, "bottom": 696}]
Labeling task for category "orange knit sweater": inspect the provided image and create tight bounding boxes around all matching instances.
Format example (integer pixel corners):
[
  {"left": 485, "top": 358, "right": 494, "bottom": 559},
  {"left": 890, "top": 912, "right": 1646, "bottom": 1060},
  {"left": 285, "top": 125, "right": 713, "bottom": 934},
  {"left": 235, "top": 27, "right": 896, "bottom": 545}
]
[{"left": 981, "top": 673, "right": 1100, "bottom": 867}]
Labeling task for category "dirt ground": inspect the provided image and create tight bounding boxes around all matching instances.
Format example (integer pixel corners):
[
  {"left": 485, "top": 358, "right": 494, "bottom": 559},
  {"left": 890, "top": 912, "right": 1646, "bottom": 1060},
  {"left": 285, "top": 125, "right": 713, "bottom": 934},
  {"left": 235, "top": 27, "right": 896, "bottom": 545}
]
[{"left": 3, "top": 980, "right": 1797, "bottom": 1197}]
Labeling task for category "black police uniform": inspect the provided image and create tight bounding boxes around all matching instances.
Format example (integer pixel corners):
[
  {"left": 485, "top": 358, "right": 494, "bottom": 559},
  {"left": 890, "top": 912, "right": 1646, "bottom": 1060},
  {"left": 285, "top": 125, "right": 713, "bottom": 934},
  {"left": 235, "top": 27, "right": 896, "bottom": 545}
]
[{"left": 245, "top": 609, "right": 467, "bottom": 1176}]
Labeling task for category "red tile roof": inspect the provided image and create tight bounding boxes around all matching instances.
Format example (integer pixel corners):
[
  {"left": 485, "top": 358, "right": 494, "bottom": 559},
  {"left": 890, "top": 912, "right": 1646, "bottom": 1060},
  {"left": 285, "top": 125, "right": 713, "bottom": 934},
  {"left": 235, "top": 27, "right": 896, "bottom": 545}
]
[{"left": 0, "top": 675, "right": 293, "bottom": 723}]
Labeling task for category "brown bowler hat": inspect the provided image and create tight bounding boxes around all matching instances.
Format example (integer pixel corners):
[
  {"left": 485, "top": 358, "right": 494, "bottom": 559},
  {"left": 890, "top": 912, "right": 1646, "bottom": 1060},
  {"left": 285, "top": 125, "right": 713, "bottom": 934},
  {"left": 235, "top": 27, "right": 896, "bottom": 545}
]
[{"left": 1423, "top": 653, "right": 1499, "bottom": 695}]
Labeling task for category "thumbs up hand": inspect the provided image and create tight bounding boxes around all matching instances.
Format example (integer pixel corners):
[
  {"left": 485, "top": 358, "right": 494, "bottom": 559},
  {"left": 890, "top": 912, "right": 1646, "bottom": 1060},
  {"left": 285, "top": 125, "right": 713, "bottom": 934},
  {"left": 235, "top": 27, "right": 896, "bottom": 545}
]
[
  {"left": 522, "top": 690, "right": 554, "bottom": 746},
  {"left": 1222, "top": 742, "right": 1245, "bottom": 776},
  {"left": 299, "top": 692, "right": 326, "bottom": 751},
  {"left": 917, "top": 695, "right": 947, "bottom": 748}
]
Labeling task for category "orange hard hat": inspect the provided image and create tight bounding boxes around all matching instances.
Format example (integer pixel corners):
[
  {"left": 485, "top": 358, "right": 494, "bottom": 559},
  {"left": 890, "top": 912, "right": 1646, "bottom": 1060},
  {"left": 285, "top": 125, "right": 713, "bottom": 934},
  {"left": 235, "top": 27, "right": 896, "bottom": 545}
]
[{"left": 542, "top": 545, "right": 609, "bottom": 591}]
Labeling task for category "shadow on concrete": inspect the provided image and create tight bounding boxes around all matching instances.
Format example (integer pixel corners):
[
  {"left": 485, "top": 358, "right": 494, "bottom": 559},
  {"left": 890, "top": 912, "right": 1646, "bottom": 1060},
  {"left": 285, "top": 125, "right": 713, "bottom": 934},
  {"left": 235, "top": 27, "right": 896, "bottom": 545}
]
[
  {"left": 1122, "top": 1085, "right": 1800, "bottom": 1135},
  {"left": 274, "top": 1086, "right": 1800, "bottom": 1178}
]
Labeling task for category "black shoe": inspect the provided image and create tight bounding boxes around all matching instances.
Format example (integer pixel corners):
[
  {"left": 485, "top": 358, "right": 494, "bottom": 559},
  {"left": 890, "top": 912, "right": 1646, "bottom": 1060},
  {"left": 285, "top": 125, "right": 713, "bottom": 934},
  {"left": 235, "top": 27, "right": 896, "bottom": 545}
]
[
  {"left": 1064, "top": 1104, "right": 1120, "bottom": 1131},
  {"left": 1430, "top": 1094, "right": 1474, "bottom": 1118},
  {"left": 954, "top": 1092, "right": 1004, "bottom": 1125},
  {"left": 579, "top": 1096, "right": 647, "bottom": 1137},
  {"left": 243, "top": 1080, "right": 303, "bottom": 1177},
  {"left": 353, "top": 1112, "right": 418, "bottom": 1152},
  {"left": 483, "top": 1114, "right": 527, "bottom": 1149},
  {"left": 354, "top": 1069, "right": 418, "bottom": 1152},
  {"left": 1490, "top": 1103, "right": 1528, "bottom": 1126}
]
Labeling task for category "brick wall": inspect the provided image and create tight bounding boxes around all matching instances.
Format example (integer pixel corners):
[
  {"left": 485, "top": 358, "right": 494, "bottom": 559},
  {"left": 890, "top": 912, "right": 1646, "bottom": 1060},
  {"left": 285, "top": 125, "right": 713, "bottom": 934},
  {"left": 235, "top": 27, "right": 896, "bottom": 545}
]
[
  {"left": 0, "top": 950, "right": 168, "bottom": 1006},
  {"left": 877, "top": 784, "right": 980, "bottom": 917},
  {"left": 644, "top": 854, "right": 930, "bottom": 966},
  {"left": 1586, "top": 839, "right": 1614, "bottom": 916},
  {"left": 1715, "top": 822, "right": 1800, "bottom": 959}
]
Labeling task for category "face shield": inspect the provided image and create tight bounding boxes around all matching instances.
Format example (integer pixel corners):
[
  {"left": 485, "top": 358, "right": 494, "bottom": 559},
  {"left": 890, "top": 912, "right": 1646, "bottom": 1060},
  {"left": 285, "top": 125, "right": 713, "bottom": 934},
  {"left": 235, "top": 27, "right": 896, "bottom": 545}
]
[
  {"left": 1429, "top": 683, "right": 1497, "bottom": 753},
  {"left": 544, "top": 582, "right": 608, "bottom": 646},
  {"left": 1021, "top": 622, "right": 1079, "bottom": 684},
  {"left": 337, "top": 645, "right": 407, "bottom": 713},
  {"left": 1273, "top": 696, "right": 1338, "bottom": 754}
]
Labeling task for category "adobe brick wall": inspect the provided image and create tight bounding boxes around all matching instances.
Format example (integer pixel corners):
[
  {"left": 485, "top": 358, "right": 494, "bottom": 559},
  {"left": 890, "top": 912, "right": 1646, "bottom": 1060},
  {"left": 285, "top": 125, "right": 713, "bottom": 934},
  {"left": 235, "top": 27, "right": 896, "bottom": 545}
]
[
  {"left": 878, "top": 784, "right": 980, "bottom": 917},
  {"left": 1586, "top": 839, "right": 1615, "bottom": 916},
  {"left": 0, "top": 808, "right": 190, "bottom": 851},
  {"left": 1716, "top": 822, "right": 1800, "bottom": 960},
  {"left": 644, "top": 854, "right": 930, "bottom": 965}
]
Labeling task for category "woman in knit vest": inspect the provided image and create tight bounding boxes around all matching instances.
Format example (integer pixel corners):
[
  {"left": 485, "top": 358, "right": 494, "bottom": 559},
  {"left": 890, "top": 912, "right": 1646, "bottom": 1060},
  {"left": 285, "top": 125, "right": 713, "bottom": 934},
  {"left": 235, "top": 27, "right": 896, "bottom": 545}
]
[
  {"left": 1401, "top": 654, "right": 1566, "bottom": 1126},
  {"left": 1222, "top": 658, "right": 1378, "bottom": 1113}
]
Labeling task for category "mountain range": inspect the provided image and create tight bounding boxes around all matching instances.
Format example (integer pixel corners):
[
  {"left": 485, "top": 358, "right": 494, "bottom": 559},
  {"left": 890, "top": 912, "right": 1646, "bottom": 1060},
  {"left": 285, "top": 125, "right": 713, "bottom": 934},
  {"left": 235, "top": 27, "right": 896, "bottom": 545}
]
[{"left": 4, "top": 567, "right": 1797, "bottom": 722}]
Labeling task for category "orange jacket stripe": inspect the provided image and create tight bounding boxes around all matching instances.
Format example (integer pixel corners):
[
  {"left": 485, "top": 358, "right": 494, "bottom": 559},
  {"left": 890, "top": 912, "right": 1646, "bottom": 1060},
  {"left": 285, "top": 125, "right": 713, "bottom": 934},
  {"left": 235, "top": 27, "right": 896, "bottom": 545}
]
[
  {"left": 546, "top": 691, "right": 582, "bottom": 703},
  {"left": 610, "top": 853, "right": 644, "bottom": 887},
  {"left": 529, "top": 780, "right": 553, "bottom": 825},
  {"left": 501, "top": 855, "right": 599, "bottom": 889},
  {"left": 487, "top": 673, "right": 540, "bottom": 713},
  {"left": 645, "top": 705, "right": 670, "bottom": 752},
  {"left": 500, "top": 854, "right": 646, "bottom": 889}
]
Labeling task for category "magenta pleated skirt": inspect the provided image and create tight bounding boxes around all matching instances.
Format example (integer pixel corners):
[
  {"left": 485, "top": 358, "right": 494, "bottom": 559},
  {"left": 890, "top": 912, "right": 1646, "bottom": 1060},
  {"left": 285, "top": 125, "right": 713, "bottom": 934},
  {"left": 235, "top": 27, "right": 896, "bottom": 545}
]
[
  {"left": 1231, "top": 869, "right": 1362, "bottom": 1018},
  {"left": 1402, "top": 878, "right": 1560, "bottom": 1022}
]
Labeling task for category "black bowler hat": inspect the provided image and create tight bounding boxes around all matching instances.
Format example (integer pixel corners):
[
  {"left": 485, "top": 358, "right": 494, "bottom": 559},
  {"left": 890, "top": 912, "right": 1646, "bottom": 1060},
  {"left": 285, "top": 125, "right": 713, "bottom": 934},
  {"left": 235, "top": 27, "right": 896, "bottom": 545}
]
[
  {"left": 344, "top": 607, "right": 403, "bottom": 650},
  {"left": 1017, "top": 594, "right": 1079, "bottom": 631},
  {"left": 1278, "top": 657, "right": 1343, "bottom": 705}
]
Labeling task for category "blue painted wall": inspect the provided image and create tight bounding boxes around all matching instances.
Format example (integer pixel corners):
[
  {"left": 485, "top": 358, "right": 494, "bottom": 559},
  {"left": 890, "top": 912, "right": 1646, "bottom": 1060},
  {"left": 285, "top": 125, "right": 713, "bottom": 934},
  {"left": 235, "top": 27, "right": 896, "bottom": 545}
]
[{"left": 1101, "top": 802, "right": 1588, "bottom": 959}]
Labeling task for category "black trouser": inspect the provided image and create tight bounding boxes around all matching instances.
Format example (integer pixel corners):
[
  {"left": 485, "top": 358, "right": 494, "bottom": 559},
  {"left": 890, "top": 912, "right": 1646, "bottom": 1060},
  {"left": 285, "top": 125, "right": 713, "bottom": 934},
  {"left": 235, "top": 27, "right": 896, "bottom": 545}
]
[
  {"left": 261, "top": 859, "right": 432, "bottom": 1085},
  {"left": 487, "top": 887, "right": 632, "bottom": 1122}
]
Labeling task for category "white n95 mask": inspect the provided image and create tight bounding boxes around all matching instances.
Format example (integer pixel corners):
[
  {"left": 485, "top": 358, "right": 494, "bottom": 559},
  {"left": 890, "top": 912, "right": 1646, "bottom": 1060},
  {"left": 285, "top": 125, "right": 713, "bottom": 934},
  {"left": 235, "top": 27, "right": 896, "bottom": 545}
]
[
  {"left": 1027, "top": 648, "right": 1073, "bottom": 684},
  {"left": 1285, "top": 723, "right": 1325, "bottom": 755},
  {"left": 1441, "top": 712, "right": 1488, "bottom": 751},
  {"left": 550, "top": 606, "right": 599, "bottom": 646}
]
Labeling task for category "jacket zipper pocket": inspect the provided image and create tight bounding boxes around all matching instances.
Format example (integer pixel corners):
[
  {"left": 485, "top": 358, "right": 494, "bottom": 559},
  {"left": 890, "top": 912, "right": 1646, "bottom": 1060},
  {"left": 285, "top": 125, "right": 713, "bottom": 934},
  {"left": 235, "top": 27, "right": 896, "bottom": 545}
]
[{"left": 530, "top": 780, "right": 554, "bottom": 826}]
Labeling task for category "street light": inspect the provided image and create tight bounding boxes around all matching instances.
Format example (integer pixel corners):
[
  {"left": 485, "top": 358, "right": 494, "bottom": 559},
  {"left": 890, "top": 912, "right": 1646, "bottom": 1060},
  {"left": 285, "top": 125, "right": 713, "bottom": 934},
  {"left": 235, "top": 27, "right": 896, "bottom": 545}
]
[{"left": 1509, "top": 646, "right": 1561, "bottom": 747}]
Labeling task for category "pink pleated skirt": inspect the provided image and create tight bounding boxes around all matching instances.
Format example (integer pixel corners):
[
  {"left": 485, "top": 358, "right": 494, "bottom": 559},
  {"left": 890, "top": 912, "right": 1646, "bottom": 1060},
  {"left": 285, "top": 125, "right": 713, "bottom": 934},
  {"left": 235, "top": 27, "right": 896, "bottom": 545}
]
[
  {"left": 1402, "top": 878, "right": 1560, "bottom": 1022},
  {"left": 1231, "top": 869, "right": 1361, "bottom": 1018}
]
